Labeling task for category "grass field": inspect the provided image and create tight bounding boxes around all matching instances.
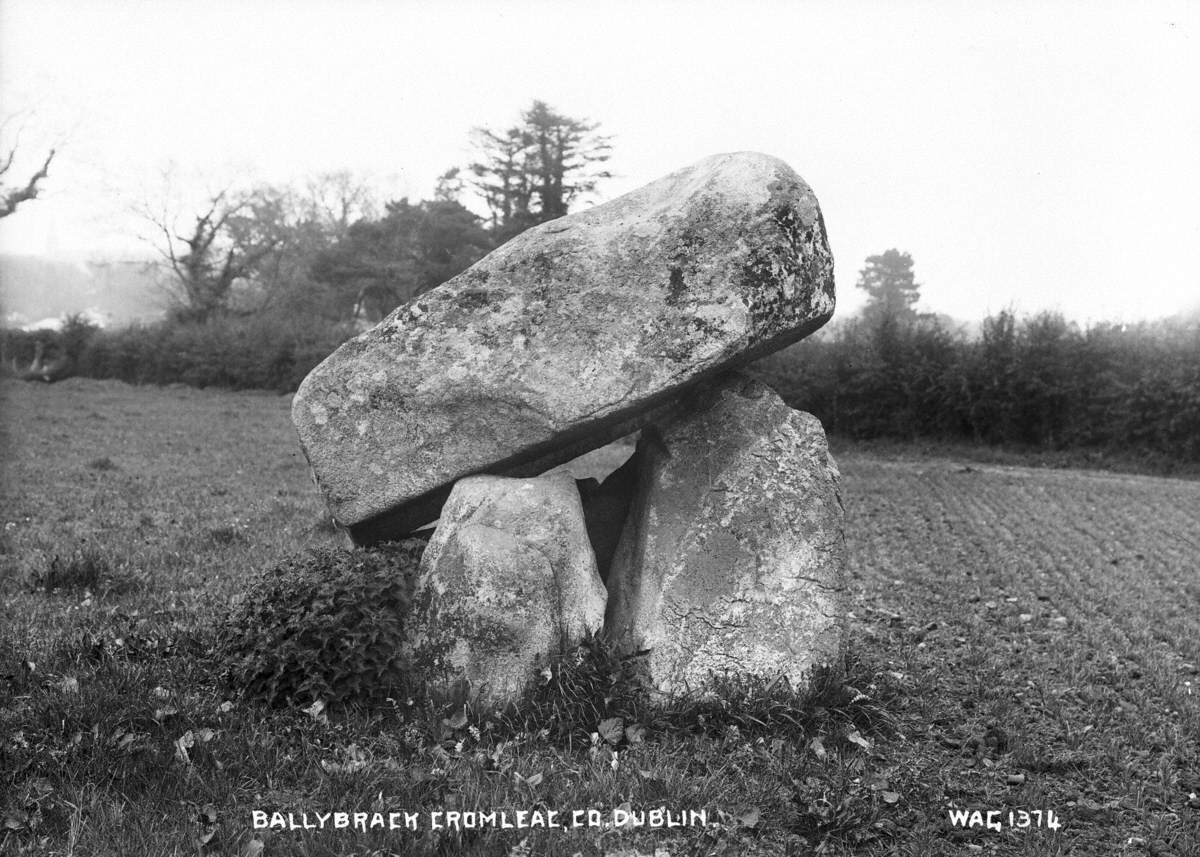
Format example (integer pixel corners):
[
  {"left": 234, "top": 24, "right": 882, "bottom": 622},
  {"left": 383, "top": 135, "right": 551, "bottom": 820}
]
[{"left": 1, "top": 378, "right": 1199, "bottom": 856}]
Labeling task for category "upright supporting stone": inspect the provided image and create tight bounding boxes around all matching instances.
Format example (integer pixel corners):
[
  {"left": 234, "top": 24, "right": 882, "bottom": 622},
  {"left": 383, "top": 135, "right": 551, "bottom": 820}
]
[
  {"left": 292, "top": 152, "right": 835, "bottom": 542},
  {"left": 605, "top": 373, "right": 845, "bottom": 694},
  {"left": 406, "top": 471, "right": 606, "bottom": 707}
]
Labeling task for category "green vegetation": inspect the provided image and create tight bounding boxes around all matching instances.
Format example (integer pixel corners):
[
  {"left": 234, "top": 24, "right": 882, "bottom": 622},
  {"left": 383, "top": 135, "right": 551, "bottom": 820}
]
[
  {"left": 2, "top": 378, "right": 1198, "bottom": 855},
  {"left": 468, "top": 99, "right": 612, "bottom": 242},
  {"left": 752, "top": 249, "right": 1200, "bottom": 464},
  {"left": 1, "top": 99, "right": 618, "bottom": 402},
  {"left": 28, "top": 543, "right": 132, "bottom": 596},
  {"left": 7, "top": 236, "right": 1198, "bottom": 467},
  {"left": 216, "top": 543, "right": 424, "bottom": 708}
]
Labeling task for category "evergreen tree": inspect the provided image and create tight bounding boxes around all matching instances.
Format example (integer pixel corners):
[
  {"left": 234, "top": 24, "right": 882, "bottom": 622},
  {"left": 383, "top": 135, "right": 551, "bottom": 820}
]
[
  {"left": 309, "top": 197, "right": 491, "bottom": 323},
  {"left": 856, "top": 249, "right": 921, "bottom": 324},
  {"left": 468, "top": 100, "right": 611, "bottom": 241}
]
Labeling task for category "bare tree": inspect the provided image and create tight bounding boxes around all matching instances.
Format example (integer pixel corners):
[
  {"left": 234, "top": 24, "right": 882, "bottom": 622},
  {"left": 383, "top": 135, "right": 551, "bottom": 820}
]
[
  {"left": 143, "top": 186, "right": 284, "bottom": 323},
  {"left": 0, "top": 115, "right": 56, "bottom": 218},
  {"left": 302, "top": 170, "right": 376, "bottom": 238},
  {"left": 139, "top": 172, "right": 382, "bottom": 323}
]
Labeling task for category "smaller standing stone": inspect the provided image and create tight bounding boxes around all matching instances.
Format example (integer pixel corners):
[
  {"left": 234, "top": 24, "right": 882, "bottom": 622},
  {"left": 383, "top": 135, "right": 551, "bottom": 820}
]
[
  {"left": 407, "top": 471, "right": 606, "bottom": 706},
  {"left": 605, "top": 373, "right": 845, "bottom": 694}
]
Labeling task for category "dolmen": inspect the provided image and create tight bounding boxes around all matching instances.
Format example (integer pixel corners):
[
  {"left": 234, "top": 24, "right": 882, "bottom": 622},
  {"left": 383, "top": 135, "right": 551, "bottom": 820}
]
[{"left": 293, "top": 152, "right": 846, "bottom": 705}]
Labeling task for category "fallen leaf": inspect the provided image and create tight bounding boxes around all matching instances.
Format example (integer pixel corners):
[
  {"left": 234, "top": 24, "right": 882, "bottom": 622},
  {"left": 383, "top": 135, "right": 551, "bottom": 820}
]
[
  {"left": 597, "top": 717, "right": 624, "bottom": 745},
  {"left": 175, "top": 731, "right": 195, "bottom": 764},
  {"left": 303, "top": 699, "right": 326, "bottom": 721},
  {"left": 845, "top": 729, "right": 872, "bottom": 752},
  {"left": 881, "top": 791, "right": 901, "bottom": 804},
  {"left": 809, "top": 736, "right": 827, "bottom": 760},
  {"left": 321, "top": 758, "right": 368, "bottom": 775},
  {"left": 624, "top": 723, "right": 647, "bottom": 745},
  {"left": 738, "top": 807, "right": 760, "bottom": 828}
]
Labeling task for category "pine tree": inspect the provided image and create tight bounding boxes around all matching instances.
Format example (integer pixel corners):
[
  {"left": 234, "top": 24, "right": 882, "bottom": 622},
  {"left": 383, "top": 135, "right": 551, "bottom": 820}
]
[
  {"left": 468, "top": 100, "right": 611, "bottom": 241},
  {"left": 856, "top": 249, "right": 921, "bottom": 324}
]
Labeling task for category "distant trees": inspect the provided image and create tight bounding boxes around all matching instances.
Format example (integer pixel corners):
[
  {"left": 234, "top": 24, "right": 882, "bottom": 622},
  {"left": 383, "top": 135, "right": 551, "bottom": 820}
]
[
  {"left": 132, "top": 100, "right": 608, "bottom": 329},
  {"left": 836, "top": 249, "right": 938, "bottom": 436},
  {"left": 751, "top": 250, "right": 1200, "bottom": 462},
  {"left": 144, "top": 187, "right": 289, "bottom": 323},
  {"left": 299, "top": 99, "right": 611, "bottom": 322},
  {"left": 140, "top": 172, "right": 381, "bottom": 324},
  {"left": 468, "top": 100, "right": 612, "bottom": 241},
  {"left": 10, "top": 100, "right": 618, "bottom": 390},
  {"left": 310, "top": 197, "right": 490, "bottom": 323},
  {"left": 142, "top": 181, "right": 487, "bottom": 327}
]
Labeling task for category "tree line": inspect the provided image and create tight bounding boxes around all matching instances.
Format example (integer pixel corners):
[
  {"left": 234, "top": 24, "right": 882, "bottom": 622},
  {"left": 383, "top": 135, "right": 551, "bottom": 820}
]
[
  {"left": 4, "top": 105, "right": 1197, "bottom": 463},
  {"left": 4, "top": 100, "right": 610, "bottom": 390},
  {"left": 143, "top": 99, "right": 610, "bottom": 327},
  {"left": 752, "top": 250, "right": 1200, "bottom": 463}
]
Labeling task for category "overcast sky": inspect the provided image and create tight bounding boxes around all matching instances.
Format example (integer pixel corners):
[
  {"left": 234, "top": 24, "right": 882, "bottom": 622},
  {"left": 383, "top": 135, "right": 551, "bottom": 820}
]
[{"left": 1, "top": 0, "right": 1197, "bottom": 322}]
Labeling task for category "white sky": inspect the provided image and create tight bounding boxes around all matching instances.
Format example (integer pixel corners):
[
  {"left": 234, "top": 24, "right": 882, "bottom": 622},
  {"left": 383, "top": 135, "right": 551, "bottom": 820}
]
[{"left": 1, "top": 0, "right": 1197, "bottom": 322}]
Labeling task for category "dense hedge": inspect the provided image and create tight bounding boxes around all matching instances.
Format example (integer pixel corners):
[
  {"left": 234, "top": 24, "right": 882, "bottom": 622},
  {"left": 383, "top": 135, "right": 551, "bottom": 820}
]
[
  {"left": 4, "top": 308, "right": 1198, "bottom": 461},
  {"left": 2, "top": 315, "right": 354, "bottom": 393},
  {"left": 750, "top": 310, "right": 1200, "bottom": 461}
]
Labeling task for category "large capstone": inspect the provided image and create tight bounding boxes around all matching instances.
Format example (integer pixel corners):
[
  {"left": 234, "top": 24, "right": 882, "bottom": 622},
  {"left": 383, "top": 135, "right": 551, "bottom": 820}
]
[
  {"left": 293, "top": 152, "right": 835, "bottom": 541},
  {"left": 405, "top": 471, "right": 606, "bottom": 707},
  {"left": 604, "top": 373, "right": 846, "bottom": 694}
]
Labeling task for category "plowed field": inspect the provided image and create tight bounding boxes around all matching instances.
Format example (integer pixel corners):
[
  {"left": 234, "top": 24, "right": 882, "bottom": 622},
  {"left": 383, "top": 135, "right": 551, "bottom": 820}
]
[{"left": 839, "top": 455, "right": 1200, "bottom": 854}]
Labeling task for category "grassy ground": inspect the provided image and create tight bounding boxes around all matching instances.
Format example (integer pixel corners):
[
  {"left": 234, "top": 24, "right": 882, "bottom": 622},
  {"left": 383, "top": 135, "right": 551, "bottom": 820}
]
[{"left": 1, "top": 378, "right": 1199, "bottom": 856}]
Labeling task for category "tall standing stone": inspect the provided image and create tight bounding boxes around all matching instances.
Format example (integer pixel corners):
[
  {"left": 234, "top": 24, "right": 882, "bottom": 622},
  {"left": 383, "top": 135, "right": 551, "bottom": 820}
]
[
  {"left": 604, "top": 373, "right": 845, "bottom": 694},
  {"left": 292, "top": 152, "right": 835, "bottom": 542}
]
